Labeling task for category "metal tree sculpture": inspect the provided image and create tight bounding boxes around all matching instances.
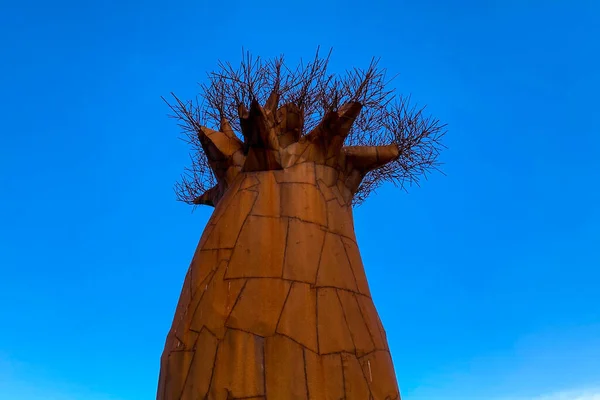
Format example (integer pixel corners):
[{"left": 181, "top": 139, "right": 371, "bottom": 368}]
[{"left": 158, "top": 50, "right": 445, "bottom": 400}]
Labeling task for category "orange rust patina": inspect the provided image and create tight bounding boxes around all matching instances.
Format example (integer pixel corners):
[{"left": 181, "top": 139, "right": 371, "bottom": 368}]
[{"left": 158, "top": 98, "right": 401, "bottom": 399}]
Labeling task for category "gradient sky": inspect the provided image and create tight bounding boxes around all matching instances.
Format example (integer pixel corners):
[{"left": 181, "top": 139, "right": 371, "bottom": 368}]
[{"left": 1, "top": 0, "right": 599, "bottom": 399}]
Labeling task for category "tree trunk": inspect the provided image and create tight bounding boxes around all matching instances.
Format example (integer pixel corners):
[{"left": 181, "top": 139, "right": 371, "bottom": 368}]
[{"left": 157, "top": 161, "right": 400, "bottom": 399}]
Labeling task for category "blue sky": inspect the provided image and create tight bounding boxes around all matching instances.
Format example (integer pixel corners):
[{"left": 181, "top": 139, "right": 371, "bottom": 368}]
[{"left": 1, "top": 0, "right": 599, "bottom": 399}]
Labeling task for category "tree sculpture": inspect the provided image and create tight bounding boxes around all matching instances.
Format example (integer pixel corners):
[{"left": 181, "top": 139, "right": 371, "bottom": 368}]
[{"left": 158, "top": 50, "right": 445, "bottom": 400}]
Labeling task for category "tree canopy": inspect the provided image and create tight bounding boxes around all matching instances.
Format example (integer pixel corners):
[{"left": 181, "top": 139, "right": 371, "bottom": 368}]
[{"left": 165, "top": 49, "right": 446, "bottom": 206}]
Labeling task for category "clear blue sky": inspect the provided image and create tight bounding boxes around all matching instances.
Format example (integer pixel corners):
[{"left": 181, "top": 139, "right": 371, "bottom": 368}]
[{"left": 1, "top": 0, "right": 599, "bottom": 399}]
